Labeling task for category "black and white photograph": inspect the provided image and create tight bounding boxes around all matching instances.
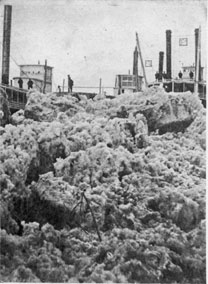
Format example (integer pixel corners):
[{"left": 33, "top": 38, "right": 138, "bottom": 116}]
[{"left": 0, "top": 0, "right": 206, "bottom": 283}]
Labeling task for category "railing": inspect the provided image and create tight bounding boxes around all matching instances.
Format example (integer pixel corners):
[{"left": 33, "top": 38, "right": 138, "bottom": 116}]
[
  {"left": 1, "top": 80, "right": 206, "bottom": 112},
  {"left": 149, "top": 80, "right": 206, "bottom": 100},
  {"left": 0, "top": 84, "right": 28, "bottom": 110},
  {"left": 58, "top": 85, "right": 118, "bottom": 96}
]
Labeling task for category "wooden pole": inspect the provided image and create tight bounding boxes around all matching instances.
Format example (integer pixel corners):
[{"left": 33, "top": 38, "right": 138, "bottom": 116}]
[
  {"left": 43, "top": 59, "right": 47, "bottom": 94},
  {"left": 136, "top": 32, "right": 148, "bottom": 87},
  {"left": 83, "top": 193, "right": 102, "bottom": 242},
  {"left": 99, "top": 78, "right": 102, "bottom": 95},
  {"left": 133, "top": 46, "right": 139, "bottom": 92},
  {"left": 194, "top": 26, "right": 201, "bottom": 95},
  {"left": 199, "top": 29, "right": 201, "bottom": 81},
  {"left": 63, "top": 79, "right": 65, "bottom": 92}
]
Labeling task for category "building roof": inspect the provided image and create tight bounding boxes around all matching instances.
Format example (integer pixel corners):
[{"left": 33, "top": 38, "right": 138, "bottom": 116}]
[
  {"left": 19, "top": 64, "right": 53, "bottom": 69},
  {"left": 182, "top": 66, "right": 204, "bottom": 69},
  {"left": 13, "top": 76, "right": 52, "bottom": 83},
  {"left": 117, "top": 74, "right": 143, "bottom": 78},
  {"left": 182, "top": 66, "right": 195, "bottom": 69}
]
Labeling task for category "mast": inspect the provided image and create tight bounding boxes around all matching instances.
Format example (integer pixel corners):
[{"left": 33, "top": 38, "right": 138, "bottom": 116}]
[{"left": 136, "top": 32, "right": 148, "bottom": 87}]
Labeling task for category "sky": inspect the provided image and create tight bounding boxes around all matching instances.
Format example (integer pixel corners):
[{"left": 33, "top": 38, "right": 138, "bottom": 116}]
[{"left": 0, "top": 0, "right": 207, "bottom": 94}]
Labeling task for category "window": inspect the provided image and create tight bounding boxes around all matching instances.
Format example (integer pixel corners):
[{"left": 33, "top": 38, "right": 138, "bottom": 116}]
[
  {"left": 13, "top": 92, "right": 17, "bottom": 102},
  {"left": 179, "top": 38, "right": 188, "bottom": 46},
  {"left": 19, "top": 93, "right": 23, "bottom": 103},
  {"left": 145, "top": 60, "right": 152, "bottom": 67}
]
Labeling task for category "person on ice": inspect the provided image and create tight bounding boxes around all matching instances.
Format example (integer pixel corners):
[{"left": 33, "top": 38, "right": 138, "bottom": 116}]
[
  {"left": 189, "top": 71, "right": 194, "bottom": 79},
  {"left": 27, "top": 79, "right": 33, "bottom": 90},
  {"left": 18, "top": 78, "right": 23, "bottom": 89},
  {"left": 68, "top": 75, "right": 74, "bottom": 93},
  {"left": 162, "top": 72, "right": 167, "bottom": 80},
  {"left": 155, "top": 72, "right": 159, "bottom": 82},
  {"left": 57, "top": 85, "right": 61, "bottom": 93},
  {"left": 178, "top": 71, "right": 183, "bottom": 79}
]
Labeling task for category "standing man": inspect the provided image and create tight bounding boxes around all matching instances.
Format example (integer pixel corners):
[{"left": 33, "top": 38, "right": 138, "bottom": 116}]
[
  {"left": 178, "top": 71, "right": 183, "bottom": 79},
  {"left": 68, "top": 75, "right": 74, "bottom": 93},
  {"left": 18, "top": 78, "right": 23, "bottom": 89},
  {"left": 189, "top": 71, "right": 194, "bottom": 79},
  {"left": 27, "top": 79, "right": 33, "bottom": 90},
  {"left": 162, "top": 72, "right": 167, "bottom": 80},
  {"left": 155, "top": 72, "right": 159, "bottom": 82},
  {"left": 58, "top": 85, "right": 61, "bottom": 93}
]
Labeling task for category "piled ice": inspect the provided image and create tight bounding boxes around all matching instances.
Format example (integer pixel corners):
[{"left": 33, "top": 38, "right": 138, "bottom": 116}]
[{"left": 0, "top": 87, "right": 206, "bottom": 283}]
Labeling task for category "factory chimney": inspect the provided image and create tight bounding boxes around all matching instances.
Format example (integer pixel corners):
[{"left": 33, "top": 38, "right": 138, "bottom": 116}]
[
  {"left": 166, "top": 30, "right": 172, "bottom": 79},
  {"left": 158, "top": 51, "right": 164, "bottom": 78},
  {"left": 133, "top": 46, "right": 138, "bottom": 76},
  {"left": 1, "top": 5, "right": 12, "bottom": 85}
]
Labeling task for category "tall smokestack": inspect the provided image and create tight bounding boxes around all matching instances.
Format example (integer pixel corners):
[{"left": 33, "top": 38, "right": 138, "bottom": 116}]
[
  {"left": 195, "top": 28, "right": 201, "bottom": 81},
  {"left": 158, "top": 51, "right": 164, "bottom": 77},
  {"left": 166, "top": 30, "right": 172, "bottom": 79},
  {"left": 1, "top": 5, "right": 12, "bottom": 85},
  {"left": 133, "top": 46, "right": 138, "bottom": 75}
]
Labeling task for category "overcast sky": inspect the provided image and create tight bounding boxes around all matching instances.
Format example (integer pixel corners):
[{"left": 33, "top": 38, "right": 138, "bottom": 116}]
[{"left": 0, "top": 0, "right": 207, "bottom": 93}]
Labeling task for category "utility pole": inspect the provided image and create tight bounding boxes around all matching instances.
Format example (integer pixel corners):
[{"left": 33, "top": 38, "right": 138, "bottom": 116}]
[
  {"left": 136, "top": 32, "right": 148, "bottom": 87},
  {"left": 43, "top": 59, "right": 47, "bottom": 94},
  {"left": 1, "top": 5, "right": 12, "bottom": 85}
]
